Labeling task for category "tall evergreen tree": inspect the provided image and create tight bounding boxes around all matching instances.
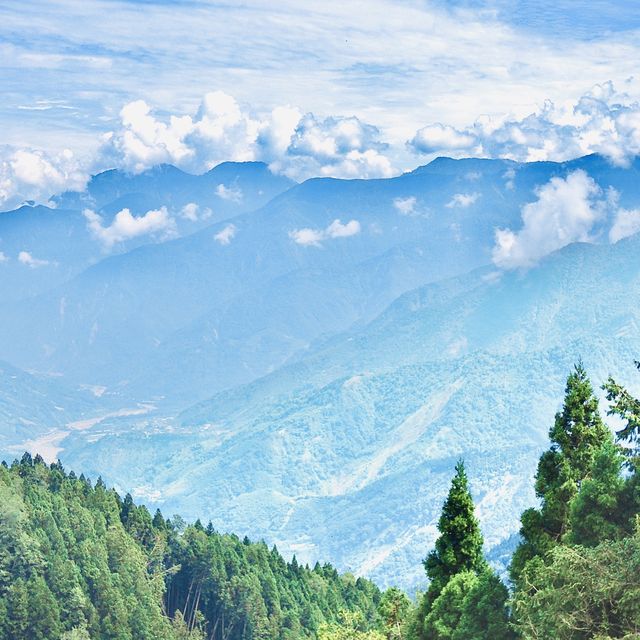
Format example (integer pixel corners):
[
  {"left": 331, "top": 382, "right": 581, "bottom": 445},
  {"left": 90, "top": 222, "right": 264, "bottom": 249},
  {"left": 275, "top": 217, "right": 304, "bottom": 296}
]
[
  {"left": 511, "top": 363, "right": 610, "bottom": 582},
  {"left": 413, "top": 460, "right": 485, "bottom": 640},
  {"left": 424, "top": 460, "right": 485, "bottom": 604}
]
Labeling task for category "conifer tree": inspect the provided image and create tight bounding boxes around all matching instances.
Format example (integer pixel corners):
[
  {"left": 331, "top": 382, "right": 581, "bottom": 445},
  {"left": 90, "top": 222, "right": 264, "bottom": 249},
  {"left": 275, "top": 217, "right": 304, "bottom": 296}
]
[
  {"left": 511, "top": 363, "right": 609, "bottom": 582},
  {"left": 412, "top": 460, "right": 486, "bottom": 639},
  {"left": 424, "top": 460, "right": 485, "bottom": 606},
  {"left": 568, "top": 440, "right": 627, "bottom": 546}
]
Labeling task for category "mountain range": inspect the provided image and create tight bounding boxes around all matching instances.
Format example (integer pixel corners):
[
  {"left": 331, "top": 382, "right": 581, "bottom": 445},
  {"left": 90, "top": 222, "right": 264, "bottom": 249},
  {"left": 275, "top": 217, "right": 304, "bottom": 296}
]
[{"left": 0, "top": 153, "right": 638, "bottom": 590}]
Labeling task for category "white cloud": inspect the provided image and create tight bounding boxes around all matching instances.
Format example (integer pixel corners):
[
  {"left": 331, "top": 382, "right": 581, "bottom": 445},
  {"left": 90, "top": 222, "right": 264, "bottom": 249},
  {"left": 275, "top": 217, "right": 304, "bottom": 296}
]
[
  {"left": 180, "top": 202, "right": 212, "bottom": 221},
  {"left": 0, "top": 146, "right": 87, "bottom": 210},
  {"left": 289, "top": 218, "right": 361, "bottom": 247},
  {"left": 409, "top": 82, "right": 640, "bottom": 166},
  {"left": 326, "top": 219, "right": 361, "bottom": 238},
  {"left": 492, "top": 170, "right": 606, "bottom": 269},
  {"left": 18, "top": 250, "right": 49, "bottom": 268},
  {"left": 215, "top": 183, "right": 243, "bottom": 202},
  {"left": 100, "top": 93, "right": 394, "bottom": 181},
  {"left": 610, "top": 207, "right": 640, "bottom": 243},
  {"left": 410, "top": 123, "right": 477, "bottom": 155},
  {"left": 275, "top": 113, "right": 394, "bottom": 180},
  {"left": 393, "top": 196, "right": 417, "bottom": 215},
  {"left": 0, "top": 251, "right": 8, "bottom": 263},
  {"left": 214, "top": 224, "right": 237, "bottom": 245},
  {"left": 446, "top": 192, "right": 480, "bottom": 208},
  {"left": 288, "top": 227, "right": 325, "bottom": 247},
  {"left": 83, "top": 206, "right": 176, "bottom": 249}
]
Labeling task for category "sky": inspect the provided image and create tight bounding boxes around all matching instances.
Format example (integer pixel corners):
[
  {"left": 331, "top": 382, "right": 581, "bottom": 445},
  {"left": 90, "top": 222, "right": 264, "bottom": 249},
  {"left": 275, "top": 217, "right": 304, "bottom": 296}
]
[{"left": 2, "top": 0, "right": 640, "bottom": 208}]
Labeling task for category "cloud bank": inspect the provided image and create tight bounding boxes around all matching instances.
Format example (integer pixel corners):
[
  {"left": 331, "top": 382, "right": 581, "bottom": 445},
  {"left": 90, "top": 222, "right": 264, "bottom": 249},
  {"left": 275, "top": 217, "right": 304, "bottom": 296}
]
[
  {"left": 100, "top": 92, "right": 394, "bottom": 182},
  {"left": 0, "top": 146, "right": 87, "bottom": 210},
  {"left": 492, "top": 170, "right": 607, "bottom": 269},
  {"left": 410, "top": 83, "right": 640, "bottom": 167}
]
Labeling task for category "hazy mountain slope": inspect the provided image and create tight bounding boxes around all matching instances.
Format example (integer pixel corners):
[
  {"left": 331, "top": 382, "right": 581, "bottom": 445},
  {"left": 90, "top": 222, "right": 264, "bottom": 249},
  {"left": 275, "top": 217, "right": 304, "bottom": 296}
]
[
  {"left": 57, "top": 233, "right": 640, "bottom": 590},
  {"left": 53, "top": 161, "right": 295, "bottom": 220},
  {"left": 0, "top": 162, "right": 294, "bottom": 302},
  {"left": 0, "top": 360, "right": 94, "bottom": 459},
  {"left": 3, "top": 154, "right": 636, "bottom": 404}
]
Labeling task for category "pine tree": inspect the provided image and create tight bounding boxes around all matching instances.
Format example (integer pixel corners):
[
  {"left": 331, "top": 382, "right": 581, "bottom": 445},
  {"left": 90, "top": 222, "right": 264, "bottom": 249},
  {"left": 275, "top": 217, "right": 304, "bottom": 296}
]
[
  {"left": 424, "top": 460, "right": 485, "bottom": 605},
  {"left": 412, "top": 461, "right": 485, "bottom": 639},
  {"left": 511, "top": 363, "right": 609, "bottom": 582}
]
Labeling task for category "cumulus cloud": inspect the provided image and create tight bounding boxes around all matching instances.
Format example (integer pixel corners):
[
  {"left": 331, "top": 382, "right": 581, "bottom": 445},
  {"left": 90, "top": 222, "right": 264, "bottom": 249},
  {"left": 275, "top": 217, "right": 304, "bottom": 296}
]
[
  {"left": 180, "top": 202, "right": 212, "bottom": 221},
  {"left": 214, "top": 223, "right": 236, "bottom": 245},
  {"left": 492, "top": 170, "right": 606, "bottom": 269},
  {"left": 215, "top": 183, "right": 243, "bottom": 202},
  {"left": 0, "top": 146, "right": 87, "bottom": 210},
  {"left": 409, "top": 82, "right": 640, "bottom": 166},
  {"left": 101, "top": 92, "right": 394, "bottom": 181},
  {"left": 0, "top": 251, "right": 8, "bottom": 263},
  {"left": 289, "top": 218, "right": 361, "bottom": 247},
  {"left": 83, "top": 206, "right": 176, "bottom": 249},
  {"left": 18, "top": 250, "right": 50, "bottom": 268},
  {"left": 610, "top": 207, "right": 640, "bottom": 243},
  {"left": 446, "top": 192, "right": 480, "bottom": 208},
  {"left": 393, "top": 196, "right": 417, "bottom": 215},
  {"left": 276, "top": 113, "right": 393, "bottom": 180},
  {"left": 410, "top": 123, "right": 477, "bottom": 155}
]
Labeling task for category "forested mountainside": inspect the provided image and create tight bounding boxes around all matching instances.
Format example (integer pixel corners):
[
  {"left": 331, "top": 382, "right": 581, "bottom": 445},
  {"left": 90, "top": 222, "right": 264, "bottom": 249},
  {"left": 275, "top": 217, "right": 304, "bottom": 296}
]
[
  {"left": 1, "top": 361, "right": 640, "bottom": 640},
  {"left": 0, "top": 453, "right": 382, "bottom": 640}
]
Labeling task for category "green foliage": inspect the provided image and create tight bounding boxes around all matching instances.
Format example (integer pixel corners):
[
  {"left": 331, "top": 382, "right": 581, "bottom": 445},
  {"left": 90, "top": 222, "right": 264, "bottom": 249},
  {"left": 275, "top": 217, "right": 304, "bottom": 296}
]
[
  {"left": 604, "top": 360, "right": 640, "bottom": 463},
  {"left": 0, "top": 455, "right": 382, "bottom": 640},
  {"left": 453, "top": 569, "right": 514, "bottom": 640},
  {"left": 568, "top": 440, "right": 629, "bottom": 546},
  {"left": 317, "top": 610, "right": 385, "bottom": 640},
  {"left": 423, "top": 460, "right": 485, "bottom": 606},
  {"left": 511, "top": 363, "right": 610, "bottom": 582},
  {"left": 411, "top": 460, "right": 503, "bottom": 640},
  {"left": 423, "top": 571, "right": 478, "bottom": 640},
  {"left": 511, "top": 362, "right": 640, "bottom": 638},
  {"left": 378, "top": 587, "right": 412, "bottom": 639},
  {"left": 420, "top": 569, "right": 514, "bottom": 640},
  {"left": 513, "top": 526, "right": 640, "bottom": 639}
]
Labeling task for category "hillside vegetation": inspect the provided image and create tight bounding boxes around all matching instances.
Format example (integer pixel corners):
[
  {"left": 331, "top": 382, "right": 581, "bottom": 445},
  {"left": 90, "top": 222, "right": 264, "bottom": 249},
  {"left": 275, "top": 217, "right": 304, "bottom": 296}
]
[{"left": 1, "top": 361, "right": 639, "bottom": 639}]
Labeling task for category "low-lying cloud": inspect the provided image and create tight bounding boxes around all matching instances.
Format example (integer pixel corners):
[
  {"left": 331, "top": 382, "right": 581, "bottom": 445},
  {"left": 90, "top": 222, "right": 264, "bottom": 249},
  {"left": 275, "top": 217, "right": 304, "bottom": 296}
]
[
  {"left": 18, "top": 250, "right": 50, "bottom": 268},
  {"left": 180, "top": 202, "right": 212, "bottom": 222},
  {"left": 609, "top": 207, "right": 640, "bottom": 243},
  {"left": 214, "top": 224, "right": 237, "bottom": 245},
  {"left": 0, "top": 146, "right": 87, "bottom": 210},
  {"left": 289, "top": 218, "right": 361, "bottom": 247},
  {"left": 410, "top": 82, "right": 640, "bottom": 167},
  {"left": 446, "top": 192, "right": 480, "bottom": 208},
  {"left": 393, "top": 196, "right": 417, "bottom": 215},
  {"left": 100, "top": 92, "right": 394, "bottom": 182},
  {"left": 492, "top": 170, "right": 607, "bottom": 269},
  {"left": 83, "top": 206, "right": 176, "bottom": 249}
]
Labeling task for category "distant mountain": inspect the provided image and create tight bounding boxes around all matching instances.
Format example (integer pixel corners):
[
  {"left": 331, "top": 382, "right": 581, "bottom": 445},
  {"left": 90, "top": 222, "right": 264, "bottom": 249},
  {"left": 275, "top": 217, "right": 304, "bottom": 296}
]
[
  {"left": 0, "top": 161, "right": 294, "bottom": 302},
  {"left": 58, "top": 233, "right": 640, "bottom": 590},
  {"left": 53, "top": 161, "right": 295, "bottom": 220},
  {"left": 3, "top": 153, "right": 636, "bottom": 397}
]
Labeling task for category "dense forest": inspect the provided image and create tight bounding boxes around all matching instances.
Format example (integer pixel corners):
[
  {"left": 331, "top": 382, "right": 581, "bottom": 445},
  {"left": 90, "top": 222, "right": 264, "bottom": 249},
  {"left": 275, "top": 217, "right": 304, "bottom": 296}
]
[{"left": 1, "top": 361, "right": 639, "bottom": 639}]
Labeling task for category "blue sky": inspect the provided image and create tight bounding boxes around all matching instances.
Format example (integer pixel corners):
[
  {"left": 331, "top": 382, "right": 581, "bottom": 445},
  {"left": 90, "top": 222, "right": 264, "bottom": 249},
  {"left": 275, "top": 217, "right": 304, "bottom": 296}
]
[{"left": 2, "top": 0, "right": 640, "bottom": 206}]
